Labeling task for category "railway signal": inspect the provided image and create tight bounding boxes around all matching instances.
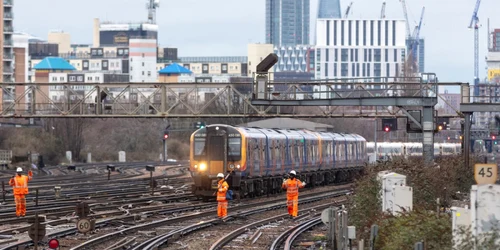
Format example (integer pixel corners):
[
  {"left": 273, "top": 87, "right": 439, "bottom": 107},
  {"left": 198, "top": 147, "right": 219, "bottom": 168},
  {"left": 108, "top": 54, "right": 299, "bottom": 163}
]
[
  {"left": 28, "top": 213, "right": 46, "bottom": 250},
  {"left": 194, "top": 121, "right": 206, "bottom": 129},
  {"left": 384, "top": 126, "right": 390, "bottom": 132},
  {"left": 48, "top": 239, "right": 59, "bottom": 249}
]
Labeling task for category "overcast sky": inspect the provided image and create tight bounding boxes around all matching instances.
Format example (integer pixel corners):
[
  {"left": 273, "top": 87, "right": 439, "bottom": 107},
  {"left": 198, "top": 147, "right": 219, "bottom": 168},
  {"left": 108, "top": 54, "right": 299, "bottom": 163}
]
[{"left": 13, "top": 0, "right": 500, "bottom": 86}]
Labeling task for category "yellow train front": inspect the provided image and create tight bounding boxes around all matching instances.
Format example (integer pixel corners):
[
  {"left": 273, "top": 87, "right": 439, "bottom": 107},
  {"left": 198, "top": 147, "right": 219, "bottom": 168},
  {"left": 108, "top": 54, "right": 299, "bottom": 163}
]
[
  {"left": 190, "top": 124, "right": 367, "bottom": 200},
  {"left": 190, "top": 124, "right": 245, "bottom": 199}
]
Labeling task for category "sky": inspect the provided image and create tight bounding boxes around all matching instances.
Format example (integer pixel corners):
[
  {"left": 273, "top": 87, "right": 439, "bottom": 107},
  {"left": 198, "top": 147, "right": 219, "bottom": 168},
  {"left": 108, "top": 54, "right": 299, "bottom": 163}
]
[{"left": 12, "top": 0, "right": 500, "bottom": 89}]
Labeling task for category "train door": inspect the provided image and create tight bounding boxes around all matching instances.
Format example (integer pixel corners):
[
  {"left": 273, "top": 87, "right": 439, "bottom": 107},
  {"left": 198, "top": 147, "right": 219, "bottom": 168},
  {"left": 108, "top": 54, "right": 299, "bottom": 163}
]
[{"left": 206, "top": 130, "right": 227, "bottom": 189}]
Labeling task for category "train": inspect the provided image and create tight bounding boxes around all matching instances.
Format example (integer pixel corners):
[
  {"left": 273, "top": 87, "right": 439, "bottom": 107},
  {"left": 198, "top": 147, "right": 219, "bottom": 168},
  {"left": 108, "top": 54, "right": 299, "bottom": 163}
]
[
  {"left": 366, "top": 142, "right": 463, "bottom": 162},
  {"left": 189, "top": 124, "right": 367, "bottom": 200}
]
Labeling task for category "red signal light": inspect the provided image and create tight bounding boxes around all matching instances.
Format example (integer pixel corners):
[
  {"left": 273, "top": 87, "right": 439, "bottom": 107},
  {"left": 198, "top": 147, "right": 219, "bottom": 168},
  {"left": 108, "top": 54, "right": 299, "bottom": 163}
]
[
  {"left": 384, "top": 126, "right": 390, "bottom": 132},
  {"left": 48, "top": 239, "right": 59, "bottom": 249},
  {"left": 163, "top": 134, "right": 169, "bottom": 140},
  {"left": 492, "top": 135, "right": 496, "bottom": 140}
]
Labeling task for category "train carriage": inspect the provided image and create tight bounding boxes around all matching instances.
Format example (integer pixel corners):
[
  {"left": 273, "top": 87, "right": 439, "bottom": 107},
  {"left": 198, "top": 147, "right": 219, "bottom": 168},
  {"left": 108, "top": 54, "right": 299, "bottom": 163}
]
[{"left": 190, "top": 124, "right": 366, "bottom": 200}]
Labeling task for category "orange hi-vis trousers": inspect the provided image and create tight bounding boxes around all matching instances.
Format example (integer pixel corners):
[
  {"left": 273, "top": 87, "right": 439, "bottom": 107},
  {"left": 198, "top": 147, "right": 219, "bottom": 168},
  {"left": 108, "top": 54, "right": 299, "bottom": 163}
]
[
  {"left": 14, "top": 195, "right": 26, "bottom": 217},
  {"left": 286, "top": 196, "right": 299, "bottom": 217},
  {"left": 217, "top": 201, "right": 228, "bottom": 218}
]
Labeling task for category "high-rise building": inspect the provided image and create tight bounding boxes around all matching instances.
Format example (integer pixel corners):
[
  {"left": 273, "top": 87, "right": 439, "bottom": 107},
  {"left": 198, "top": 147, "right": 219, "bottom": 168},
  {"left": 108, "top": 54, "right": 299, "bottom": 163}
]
[
  {"left": 317, "top": 0, "right": 342, "bottom": 19},
  {"left": 1, "top": 0, "right": 14, "bottom": 108},
  {"left": 315, "top": 19, "right": 407, "bottom": 80},
  {"left": 405, "top": 38, "right": 425, "bottom": 73},
  {"left": 265, "top": 0, "right": 310, "bottom": 46}
]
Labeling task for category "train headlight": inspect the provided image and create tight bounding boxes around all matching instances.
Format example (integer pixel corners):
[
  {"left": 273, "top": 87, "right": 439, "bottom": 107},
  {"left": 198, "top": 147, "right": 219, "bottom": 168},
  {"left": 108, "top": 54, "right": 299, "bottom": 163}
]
[
  {"left": 229, "top": 164, "right": 235, "bottom": 170},
  {"left": 236, "top": 165, "right": 241, "bottom": 169},
  {"left": 199, "top": 163, "right": 207, "bottom": 171}
]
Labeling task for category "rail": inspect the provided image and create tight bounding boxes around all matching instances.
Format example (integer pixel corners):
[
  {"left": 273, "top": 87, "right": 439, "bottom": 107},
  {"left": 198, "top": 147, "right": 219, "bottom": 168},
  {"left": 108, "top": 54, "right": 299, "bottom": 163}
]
[{"left": 283, "top": 217, "right": 323, "bottom": 250}]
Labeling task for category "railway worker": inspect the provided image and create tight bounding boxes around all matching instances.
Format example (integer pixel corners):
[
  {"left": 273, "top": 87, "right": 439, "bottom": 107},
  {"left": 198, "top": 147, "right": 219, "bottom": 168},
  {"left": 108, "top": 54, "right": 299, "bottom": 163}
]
[
  {"left": 282, "top": 170, "right": 306, "bottom": 218},
  {"left": 9, "top": 167, "right": 33, "bottom": 217},
  {"left": 216, "top": 173, "right": 229, "bottom": 218}
]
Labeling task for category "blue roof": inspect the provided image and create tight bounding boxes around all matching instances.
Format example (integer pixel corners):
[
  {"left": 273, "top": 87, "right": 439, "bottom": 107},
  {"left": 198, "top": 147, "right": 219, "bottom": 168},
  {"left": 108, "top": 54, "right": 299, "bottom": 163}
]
[
  {"left": 159, "top": 63, "right": 192, "bottom": 74},
  {"left": 33, "top": 57, "right": 76, "bottom": 71}
]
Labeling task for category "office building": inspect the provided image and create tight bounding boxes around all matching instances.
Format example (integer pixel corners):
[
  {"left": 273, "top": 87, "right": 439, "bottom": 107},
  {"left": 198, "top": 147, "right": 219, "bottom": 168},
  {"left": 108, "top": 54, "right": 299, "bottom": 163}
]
[
  {"left": 95, "top": 18, "right": 158, "bottom": 47},
  {"left": 129, "top": 38, "right": 157, "bottom": 82},
  {"left": 315, "top": 19, "right": 407, "bottom": 80},
  {"left": 265, "top": 0, "right": 310, "bottom": 46}
]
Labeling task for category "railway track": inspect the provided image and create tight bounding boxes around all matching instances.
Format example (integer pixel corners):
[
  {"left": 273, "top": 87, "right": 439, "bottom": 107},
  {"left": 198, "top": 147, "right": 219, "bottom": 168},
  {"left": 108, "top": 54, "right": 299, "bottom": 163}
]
[{"left": 89, "top": 188, "right": 352, "bottom": 250}]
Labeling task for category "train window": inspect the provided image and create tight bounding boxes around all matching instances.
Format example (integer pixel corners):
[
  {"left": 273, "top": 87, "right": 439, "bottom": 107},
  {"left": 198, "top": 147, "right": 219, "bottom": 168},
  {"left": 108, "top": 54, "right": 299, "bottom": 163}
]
[
  {"left": 194, "top": 138, "right": 206, "bottom": 156},
  {"left": 228, "top": 138, "right": 241, "bottom": 158}
]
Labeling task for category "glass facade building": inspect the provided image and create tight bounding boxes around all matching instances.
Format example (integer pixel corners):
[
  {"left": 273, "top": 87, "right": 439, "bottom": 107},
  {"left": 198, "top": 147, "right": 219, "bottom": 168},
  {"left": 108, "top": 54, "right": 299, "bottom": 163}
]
[
  {"left": 317, "top": 0, "right": 341, "bottom": 19},
  {"left": 265, "top": 0, "right": 310, "bottom": 46}
]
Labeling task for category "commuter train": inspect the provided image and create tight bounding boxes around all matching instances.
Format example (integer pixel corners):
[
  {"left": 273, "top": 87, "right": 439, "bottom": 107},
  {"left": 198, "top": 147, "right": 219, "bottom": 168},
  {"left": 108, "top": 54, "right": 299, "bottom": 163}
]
[
  {"left": 189, "top": 124, "right": 367, "bottom": 199},
  {"left": 366, "top": 142, "right": 462, "bottom": 162}
]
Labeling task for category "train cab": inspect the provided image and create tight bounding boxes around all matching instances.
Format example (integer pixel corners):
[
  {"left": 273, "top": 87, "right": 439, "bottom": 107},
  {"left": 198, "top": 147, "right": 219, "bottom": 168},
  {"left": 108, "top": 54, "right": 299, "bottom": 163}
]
[{"left": 190, "top": 124, "right": 244, "bottom": 198}]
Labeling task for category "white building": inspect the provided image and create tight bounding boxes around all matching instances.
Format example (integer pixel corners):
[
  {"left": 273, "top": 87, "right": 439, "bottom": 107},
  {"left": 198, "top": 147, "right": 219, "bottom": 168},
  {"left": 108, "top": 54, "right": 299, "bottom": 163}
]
[
  {"left": 315, "top": 19, "right": 407, "bottom": 80},
  {"left": 129, "top": 39, "right": 157, "bottom": 83}
]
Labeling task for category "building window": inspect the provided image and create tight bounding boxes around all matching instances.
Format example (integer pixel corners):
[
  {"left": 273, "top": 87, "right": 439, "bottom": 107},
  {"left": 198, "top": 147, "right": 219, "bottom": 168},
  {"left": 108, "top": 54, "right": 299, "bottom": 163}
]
[
  {"left": 363, "top": 21, "right": 367, "bottom": 46},
  {"left": 142, "top": 71, "right": 145, "bottom": 76},
  {"left": 222, "top": 65, "right": 227, "bottom": 71},
  {"left": 367, "top": 64, "right": 371, "bottom": 77},
  {"left": 325, "top": 49, "right": 329, "bottom": 61},
  {"left": 111, "top": 62, "right": 114, "bottom": 67},
  {"left": 142, "top": 62, "right": 145, "bottom": 67},
  {"left": 334, "top": 49, "right": 338, "bottom": 61},
  {"left": 341, "top": 63, "right": 348, "bottom": 77},
  {"left": 370, "top": 21, "right": 374, "bottom": 46},
  {"left": 394, "top": 49, "right": 398, "bottom": 62},
  {"left": 130, "top": 58, "right": 133, "bottom": 62},
  {"left": 130, "top": 75, "right": 133, "bottom": 80},
  {"left": 374, "top": 63, "right": 381, "bottom": 77},
  {"left": 69, "top": 76, "right": 76, "bottom": 81},
  {"left": 392, "top": 21, "right": 396, "bottom": 46},
  {"left": 334, "top": 20, "right": 337, "bottom": 45},
  {"left": 148, "top": 71, "right": 151, "bottom": 76},
  {"left": 341, "top": 20, "right": 345, "bottom": 46},
  {"left": 103, "top": 61, "right": 108, "bottom": 67},
  {"left": 355, "top": 21, "right": 359, "bottom": 46},
  {"left": 60, "top": 77, "right": 64, "bottom": 81},
  {"left": 374, "top": 49, "right": 381, "bottom": 62},
  {"left": 355, "top": 49, "right": 359, "bottom": 62},
  {"left": 96, "top": 76, "right": 100, "bottom": 81},
  {"left": 348, "top": 20, "right": 352, "bottom": 46},
  {"left": 52, "top": 76, "right": 57, "bottom": 81},
  {"left": 91, "top": 63, "right": 95, "bottom": 67},
  {"left": 326, "top": 20, "right": 330, "bottom": 46},
  {"left": 325, "top": 63, "right": 328, "bottom": 77},
  {"left": 131, "top": 67, "right": 133, "bottom": 71},
  {"left": 386, "top": 63, "right": 390, "bottom": 77},
  {"left": 334, "top": 63, "right": 337, "bottom": 77},
  {"left": 88, "top": 76, "right": 92, "bottom": 81},
  {"left": 210, "top": 66, "right": 214, "bottom": 70},
  {"left": 341, "top": 49, "right": 348, "bottom": 62},
  {"left": 142, "top": 53, "right": 145, "bottom": 57},
  {"left": 377, "top": 21, "right": 381, "bottom": 46},
  {"left": 385, "top": 20, "right": 389, "bottom": 46},
  {"left": 385, "top": 49, "right": 388, "bottom": 62}
]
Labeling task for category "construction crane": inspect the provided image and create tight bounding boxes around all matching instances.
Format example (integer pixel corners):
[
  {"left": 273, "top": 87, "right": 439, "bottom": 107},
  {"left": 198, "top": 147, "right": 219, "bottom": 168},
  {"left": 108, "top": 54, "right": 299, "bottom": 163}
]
[
  {"left": 410, "top": 7, "right": 425, "bottom": 72},
  {"left": 468, "top": 0, "right": 482, "bottom": 86},
  {"left": 399, "top": 0, "right": 411, "bottom": 38},
  {"left": 344, "top": 2, "right": 353, "bottom": 18},
  {"left": 147, "top": 0, "right": 160, "bottom": 24},
  {"left": 380, "top": 2, "right": 386, "bottom": 19}
]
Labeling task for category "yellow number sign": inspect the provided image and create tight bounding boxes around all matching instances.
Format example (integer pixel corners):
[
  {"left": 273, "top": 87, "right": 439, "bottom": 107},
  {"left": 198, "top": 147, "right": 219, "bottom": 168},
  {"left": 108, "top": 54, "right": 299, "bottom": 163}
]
[{"left": 474, "top": 164, "right": 498, "bottom": 185}]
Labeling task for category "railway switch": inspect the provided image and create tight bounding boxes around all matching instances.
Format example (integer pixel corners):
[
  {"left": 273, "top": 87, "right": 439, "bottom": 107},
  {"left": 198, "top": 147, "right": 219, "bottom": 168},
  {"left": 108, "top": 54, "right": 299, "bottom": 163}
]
[{"left": 67, "top": 165, "right": 76, "bottom": 171}]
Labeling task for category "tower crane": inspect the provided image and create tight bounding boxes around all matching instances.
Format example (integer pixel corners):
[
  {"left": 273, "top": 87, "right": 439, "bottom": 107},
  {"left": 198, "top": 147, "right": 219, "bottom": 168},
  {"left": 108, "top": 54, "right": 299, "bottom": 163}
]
[
  {"left": 380, "top": 2, "right": 386, "bottom": 19},
  {"left": 344, "top": 2, "right": 353, "bottom": 18},
  {"left": 468, "top": 0, "right": 482, "bottom": 86},
  {"left": 147, "top": 0, "right": 160, "bottom": 24},
  {"left": 410, "top": 7, "right": 425, "bottom": 72},
  {"left": 399, "top": 0, "right": 411, "bottom": 38}
]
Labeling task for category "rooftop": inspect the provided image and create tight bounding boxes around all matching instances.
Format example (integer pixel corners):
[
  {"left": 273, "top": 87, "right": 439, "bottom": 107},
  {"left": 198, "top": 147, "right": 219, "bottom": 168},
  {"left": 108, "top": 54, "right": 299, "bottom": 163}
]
[
  {"left": 33, "top": 57, "right": 76, "bottom": 71},
  {"left": 158, "top": 63, "right": 192, "bottom": 74}
]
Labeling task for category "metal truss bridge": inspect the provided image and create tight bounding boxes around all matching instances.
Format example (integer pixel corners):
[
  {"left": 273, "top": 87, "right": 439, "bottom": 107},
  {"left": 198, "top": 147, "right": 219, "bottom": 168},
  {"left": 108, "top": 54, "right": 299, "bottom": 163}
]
[{"left": 0, "top": 79, "right": 465, "bottom": 119}]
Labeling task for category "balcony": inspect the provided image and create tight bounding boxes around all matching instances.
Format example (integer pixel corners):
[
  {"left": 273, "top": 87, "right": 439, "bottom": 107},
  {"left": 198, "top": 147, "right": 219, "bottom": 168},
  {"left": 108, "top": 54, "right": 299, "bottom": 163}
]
[
  {"left": 3, "top": 12, "right": 12, "bottom": 19},
  {"left": 3, "top": 53, "right": 13, "bottom": 60},
  {"left": 3, "top": 26, "right": 13, "bottom": 33},
  {"left": 3, "top": 67, "right": 13, "bottom": 74},
  {"left": 3, "top": 0, "right": 12, "bottom": 6}
]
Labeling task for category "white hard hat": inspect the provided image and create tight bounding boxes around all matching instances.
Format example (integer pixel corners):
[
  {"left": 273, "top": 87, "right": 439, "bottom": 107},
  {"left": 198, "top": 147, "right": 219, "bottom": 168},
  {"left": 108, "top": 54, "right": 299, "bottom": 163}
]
[
  {"left": 217, "top": 173, "right": 224, "bottom": 178},
  {"left": 290, "top": 170, "right": 296, "bottom": 175},
  {"left": 16, "top": 167, "right": 23, "bottom": 173}
]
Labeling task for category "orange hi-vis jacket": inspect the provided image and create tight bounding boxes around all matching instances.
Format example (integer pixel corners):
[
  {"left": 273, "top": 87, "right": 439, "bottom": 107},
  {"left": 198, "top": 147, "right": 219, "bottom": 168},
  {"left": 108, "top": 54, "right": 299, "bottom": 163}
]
[
  {"left": 282, "top": 178, "right": 305, "bottom": 198},
  {"left": 217, "top": 179, "right": 229, "bottom": 201},
  {"left": 9, "top": 172, "right": 33, "bottom": 195}
]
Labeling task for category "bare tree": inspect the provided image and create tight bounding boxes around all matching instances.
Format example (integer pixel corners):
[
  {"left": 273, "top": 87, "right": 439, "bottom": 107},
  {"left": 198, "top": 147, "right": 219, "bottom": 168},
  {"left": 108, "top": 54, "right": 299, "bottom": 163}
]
[{"left": 43, "top": 118, "right": 88, "bottom": 162}]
